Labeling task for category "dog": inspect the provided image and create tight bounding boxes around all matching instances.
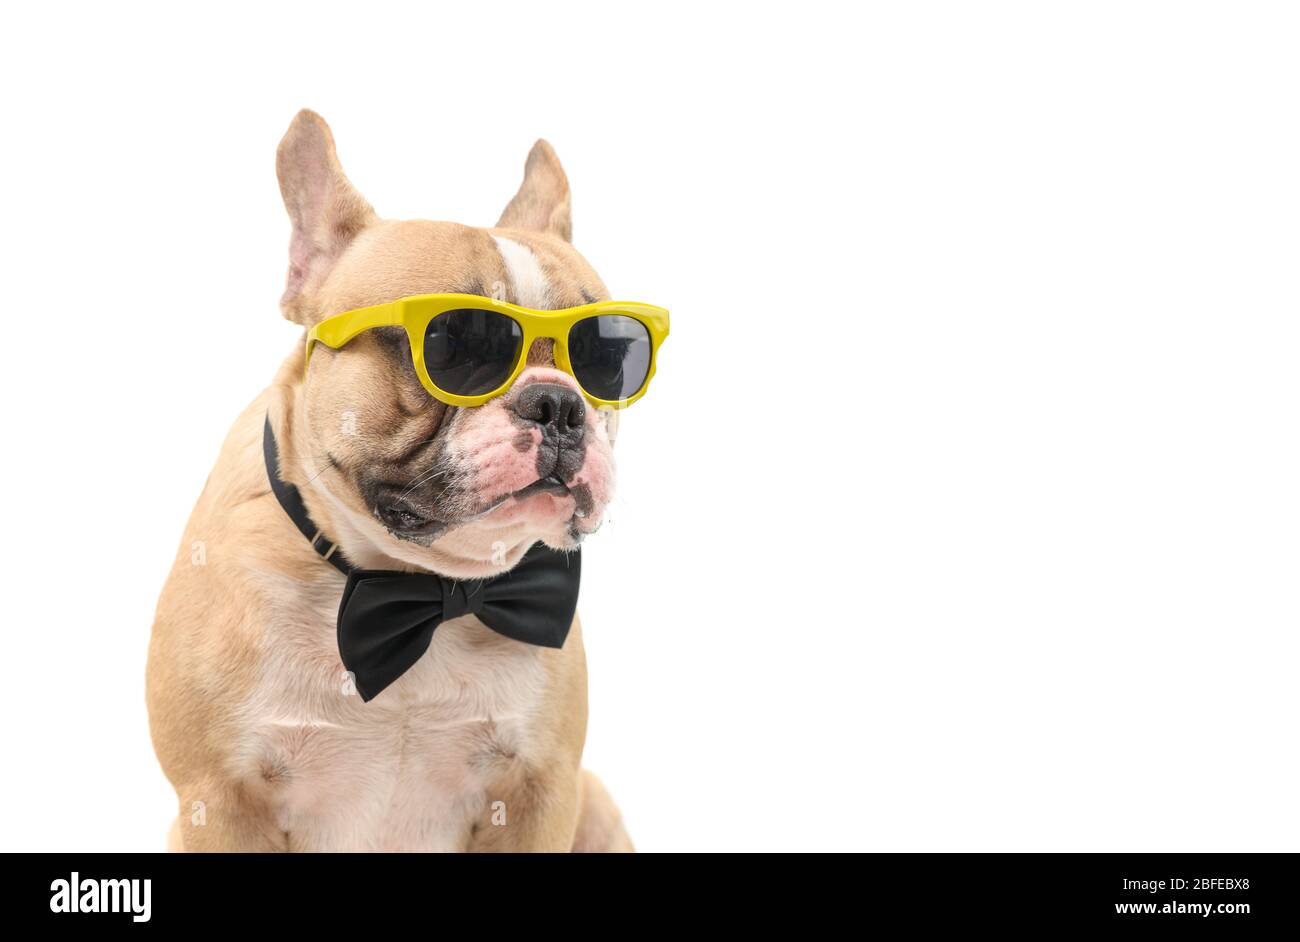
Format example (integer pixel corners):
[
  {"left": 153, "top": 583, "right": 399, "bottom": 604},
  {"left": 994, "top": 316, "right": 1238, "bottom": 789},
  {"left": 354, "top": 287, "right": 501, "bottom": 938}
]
[{"left": 146, "top": 110, "right": 642, "bottom": 851}]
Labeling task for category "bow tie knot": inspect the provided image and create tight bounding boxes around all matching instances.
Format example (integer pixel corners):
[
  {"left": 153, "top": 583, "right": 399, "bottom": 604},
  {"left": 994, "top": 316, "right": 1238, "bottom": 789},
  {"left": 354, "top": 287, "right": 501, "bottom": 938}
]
[{"left": 438, "top": 577, "right": 485, "bottom": 621}]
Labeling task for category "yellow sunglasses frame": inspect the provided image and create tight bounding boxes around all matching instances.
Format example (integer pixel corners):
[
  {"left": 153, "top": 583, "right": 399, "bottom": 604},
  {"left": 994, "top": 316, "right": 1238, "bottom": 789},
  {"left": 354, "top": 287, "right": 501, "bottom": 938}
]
[{"left": 305, "top": 294, "right": 669, "bottom": 409}]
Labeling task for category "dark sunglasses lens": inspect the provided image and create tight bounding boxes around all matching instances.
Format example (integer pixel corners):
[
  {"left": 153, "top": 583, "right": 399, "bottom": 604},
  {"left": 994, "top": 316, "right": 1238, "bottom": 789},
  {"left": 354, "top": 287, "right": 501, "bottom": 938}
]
[
  {"left": 423, "top": 309, "right": 523, "bottom": 397},
  {"left": 567, "top": 315, "right": 652, "bottom": 402}
]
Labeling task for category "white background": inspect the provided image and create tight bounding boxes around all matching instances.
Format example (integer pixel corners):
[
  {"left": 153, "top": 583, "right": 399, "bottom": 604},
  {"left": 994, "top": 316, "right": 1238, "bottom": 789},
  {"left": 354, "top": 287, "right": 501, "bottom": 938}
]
[{"left": 1, "top": 2, "right": 1296, "bottom": 851}]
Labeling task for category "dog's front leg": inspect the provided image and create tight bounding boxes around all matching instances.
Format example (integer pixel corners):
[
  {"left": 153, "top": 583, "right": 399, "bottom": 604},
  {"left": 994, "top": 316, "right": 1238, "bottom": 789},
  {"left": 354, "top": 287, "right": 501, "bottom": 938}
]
[
  {"left": 169, "top": 782, "right": 288, "bottom": 852},
  {"left": 466, "top": 763, "right": 582, "bottom": 853}
]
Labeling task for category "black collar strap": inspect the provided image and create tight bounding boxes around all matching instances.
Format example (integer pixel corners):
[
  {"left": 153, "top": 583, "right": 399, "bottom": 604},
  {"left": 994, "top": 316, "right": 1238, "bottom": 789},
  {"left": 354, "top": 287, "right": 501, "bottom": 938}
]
[{"left": 263, "top": 416, "right": 352, "bottom": 575}]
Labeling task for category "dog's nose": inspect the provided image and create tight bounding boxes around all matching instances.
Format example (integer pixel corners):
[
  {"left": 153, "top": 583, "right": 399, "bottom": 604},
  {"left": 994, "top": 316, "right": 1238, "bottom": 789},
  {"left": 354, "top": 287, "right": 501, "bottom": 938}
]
[{"left": 513, "top": 383, "right": 586, "bottom": 433}]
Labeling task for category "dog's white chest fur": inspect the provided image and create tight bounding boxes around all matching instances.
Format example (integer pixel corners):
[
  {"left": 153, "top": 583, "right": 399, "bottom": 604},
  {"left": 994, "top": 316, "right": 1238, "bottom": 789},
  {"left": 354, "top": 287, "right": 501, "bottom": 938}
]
[{"left": 234, "top": 575, "right": 548, "bottom": 851}]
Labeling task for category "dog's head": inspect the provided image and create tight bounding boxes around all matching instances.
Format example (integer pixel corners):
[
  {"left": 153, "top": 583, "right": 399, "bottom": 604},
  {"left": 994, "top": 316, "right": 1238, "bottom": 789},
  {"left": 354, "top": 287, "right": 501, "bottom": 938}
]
[{"left": 277, "top": 111, "right": 622, "bottom": 579}]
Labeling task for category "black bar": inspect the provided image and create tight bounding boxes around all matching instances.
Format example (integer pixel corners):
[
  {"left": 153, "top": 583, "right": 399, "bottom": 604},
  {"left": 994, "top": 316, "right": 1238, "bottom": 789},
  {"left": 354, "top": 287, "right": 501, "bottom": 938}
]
[{"left": 9, "top": 852, "right": 1295, "bottom": 929}]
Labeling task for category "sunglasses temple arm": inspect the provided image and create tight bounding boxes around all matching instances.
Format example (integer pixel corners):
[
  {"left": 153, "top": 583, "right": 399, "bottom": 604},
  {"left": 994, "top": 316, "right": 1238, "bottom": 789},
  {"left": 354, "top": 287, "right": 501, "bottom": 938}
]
[{"left": 303, "top": 302, "right": 402, "bottom": 375}]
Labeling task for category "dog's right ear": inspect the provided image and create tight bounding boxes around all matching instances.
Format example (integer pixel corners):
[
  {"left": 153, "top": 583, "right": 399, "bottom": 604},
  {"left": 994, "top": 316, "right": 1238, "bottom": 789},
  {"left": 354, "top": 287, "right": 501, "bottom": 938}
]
[{"left": 276, "top": 109, "right": 377, "bottom": 324}]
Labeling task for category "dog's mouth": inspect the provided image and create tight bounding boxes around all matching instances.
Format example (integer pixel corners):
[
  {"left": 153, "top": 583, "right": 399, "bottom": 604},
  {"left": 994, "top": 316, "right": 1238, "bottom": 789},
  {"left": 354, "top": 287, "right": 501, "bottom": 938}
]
[
  {"left": 513, "top": 474, "right": 571, "bottom": 499},
  {"left": 375, "top": 500, "right": 441, "bottom": 534},
  {"left": 375, "top": 475, "right": 572, "bottom": 535}
]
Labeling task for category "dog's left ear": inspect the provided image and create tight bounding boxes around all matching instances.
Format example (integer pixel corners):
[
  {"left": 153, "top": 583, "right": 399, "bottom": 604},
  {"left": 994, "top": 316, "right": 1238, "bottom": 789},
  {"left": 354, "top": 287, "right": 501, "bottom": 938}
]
[
  {"left": 496, "top": 140, "right": 572, "bottom": 242},
  {"left": 276, "top": 109, "right": 377, "bottom": 324}
]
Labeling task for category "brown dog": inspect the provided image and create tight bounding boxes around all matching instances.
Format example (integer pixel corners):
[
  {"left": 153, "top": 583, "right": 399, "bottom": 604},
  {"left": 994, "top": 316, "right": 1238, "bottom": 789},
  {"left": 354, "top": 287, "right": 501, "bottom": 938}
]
[{"left": 146, "top": 110, "right": 634, "bottom": 851}]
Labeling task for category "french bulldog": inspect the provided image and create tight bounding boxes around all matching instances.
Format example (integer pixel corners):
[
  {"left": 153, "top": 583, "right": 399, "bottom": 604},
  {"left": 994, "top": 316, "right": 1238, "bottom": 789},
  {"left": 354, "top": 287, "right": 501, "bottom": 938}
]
[{"left": 146, "top": 110, "right": 637, "bottom": 852}]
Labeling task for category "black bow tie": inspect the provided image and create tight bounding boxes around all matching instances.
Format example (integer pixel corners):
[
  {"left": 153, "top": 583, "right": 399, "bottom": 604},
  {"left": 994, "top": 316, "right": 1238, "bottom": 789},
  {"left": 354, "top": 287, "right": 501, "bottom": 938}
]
[{"left": 264, "top": 417, "right": 580, "bottom": 702}]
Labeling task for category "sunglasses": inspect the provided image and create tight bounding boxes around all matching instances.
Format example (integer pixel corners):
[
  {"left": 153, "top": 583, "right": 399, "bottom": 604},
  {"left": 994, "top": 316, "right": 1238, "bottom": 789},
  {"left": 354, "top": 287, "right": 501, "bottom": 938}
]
[{"left": 306, "top": 294, "right": 669, "bottom": 409}]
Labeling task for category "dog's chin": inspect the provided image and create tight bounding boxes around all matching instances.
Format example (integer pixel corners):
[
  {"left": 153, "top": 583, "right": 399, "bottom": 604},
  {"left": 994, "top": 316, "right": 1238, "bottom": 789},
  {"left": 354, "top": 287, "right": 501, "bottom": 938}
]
[{"left": 365, "top": 490, "right": 604, "bottom": 580}]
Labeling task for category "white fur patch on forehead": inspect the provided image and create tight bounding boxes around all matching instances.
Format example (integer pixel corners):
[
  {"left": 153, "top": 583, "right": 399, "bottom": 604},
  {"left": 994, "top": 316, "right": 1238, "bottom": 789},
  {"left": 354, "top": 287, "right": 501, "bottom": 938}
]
[{"left": 492, "top": 236, "right": 551, "bottom": 309}]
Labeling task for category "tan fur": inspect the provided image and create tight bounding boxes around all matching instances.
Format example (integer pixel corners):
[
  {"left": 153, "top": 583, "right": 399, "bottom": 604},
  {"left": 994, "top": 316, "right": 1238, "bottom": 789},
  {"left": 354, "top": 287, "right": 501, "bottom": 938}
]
[
  {"left": 572, "top": 771, "right": 635, "bottom": 853},
  {"left": 147, "top": 110, "right": 632, "bottom": 852}
]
